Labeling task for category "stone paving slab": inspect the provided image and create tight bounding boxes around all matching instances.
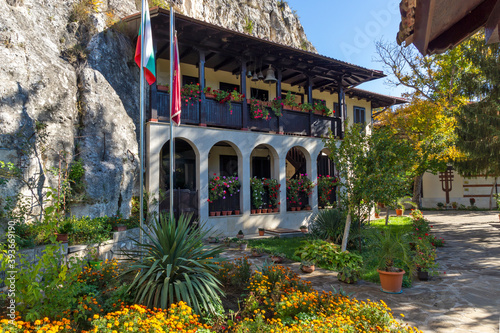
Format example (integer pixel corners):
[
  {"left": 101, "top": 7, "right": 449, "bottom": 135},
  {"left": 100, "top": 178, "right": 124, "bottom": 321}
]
[{"left": 221, "top": 211, "right": 500, "bottom": 333}]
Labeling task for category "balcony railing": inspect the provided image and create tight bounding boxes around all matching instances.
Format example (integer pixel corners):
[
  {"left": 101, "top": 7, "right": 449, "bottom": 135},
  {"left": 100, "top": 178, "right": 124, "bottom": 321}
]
[{"left": 151, "top": 90, "right": 343, "bottom": 138}]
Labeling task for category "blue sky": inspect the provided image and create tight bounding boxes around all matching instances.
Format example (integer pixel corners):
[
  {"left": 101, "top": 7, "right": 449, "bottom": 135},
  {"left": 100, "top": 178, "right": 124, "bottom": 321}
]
[{"left": 286, "top": 0, "right": 408, "bottom": 98}]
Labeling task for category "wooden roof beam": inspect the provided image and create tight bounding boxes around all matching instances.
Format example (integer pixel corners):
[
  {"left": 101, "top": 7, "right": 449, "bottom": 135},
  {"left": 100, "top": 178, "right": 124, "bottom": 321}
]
[{"left": 213, "top": 57, "right": 236, "bottom": 72}]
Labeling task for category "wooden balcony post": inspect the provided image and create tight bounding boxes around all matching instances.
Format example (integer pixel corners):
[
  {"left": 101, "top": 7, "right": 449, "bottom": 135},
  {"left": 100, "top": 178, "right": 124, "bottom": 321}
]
[
  {"left": 307, "top": 76, "right": 313, "bottom": 136},
  {"left": 198, "top": 49, "right": 207, "bottom": 126},
  {"left": 241, "top": 59, "right": 248, "bottom": 130},
  {"left": 276, "top": 68, "right": 283, "bottom": 134}
]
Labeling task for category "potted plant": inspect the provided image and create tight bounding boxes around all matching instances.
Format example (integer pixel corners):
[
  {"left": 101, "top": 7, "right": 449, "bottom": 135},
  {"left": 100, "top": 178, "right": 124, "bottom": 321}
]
[
  {"left": 396, "top": 197, "right": 417, "bottom": 216},
  {"left": 258, "top": 227, "right": 265, "bottom": 236},
  {"left": 87, "top": 246, "right": 102, "bottom": 270},
  {"left": 409, "top": 209, "right": 424, "bottom": 220},
  {"left": 299, "top": 102, "right": 313, "bottom": 112},
  {"left": 270, "top": 252, "right": 285, "bottom": 263},
  {"left": 299, "top": 225, "right": 308, "bottom": 233},
  {"left": 270, "top": 97, "right": 283, "bottom": 117},
  {"left": 414, "top": 240, "right": 438, "bottom": 281},
  {"left": 56, "top": 220, "right": 73, "bottom": 243},
  {"left": 374, "top": 206, "right": 381, "bottom": 219},
  {"left": 251, "top": 247, "right": 265, "bottom": 257},
  {"left": 304, "top": 205, "right": 311, "bottom": 211},
  {"left": 251, "top": 177, "right": 265, "bottom": 213},
  {"left": 283, "top": 91, "right": 298, "bottom": 110},
  {"left": 234, "top": 210, "right": 240, "bottom": 215},
  {"left": 372, "top": 230, "right": 414, "bottom": 293},
  {"left": 451, "top": 201, "right": 458, "bottom": 209},
  {"left": 436, "top": 202, "right": 444, "bottom": 210},
  {"left": 336, "top": 251, "right": 363, "bottom": 284},
  {"left": 249, "top": 99, "right": 270, "bottom": 120},
  {"left": 300, "top": 260, "right": 315, "bottom": 273},
  {"left": 238, "top": 239, "right": 248, "bottom": 250},
  {"left": 229, "top": 237, "right": 239, "bottom": 248},
  {"left": 236, "top": 230, "right": 244, "bottom": 239}
]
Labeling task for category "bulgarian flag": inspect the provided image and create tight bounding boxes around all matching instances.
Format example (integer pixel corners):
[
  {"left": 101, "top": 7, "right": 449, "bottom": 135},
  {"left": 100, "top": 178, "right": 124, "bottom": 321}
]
[
  {"left": 134, "top": 0, "right": 156, "bottom": 85},
  {"left": 171, "top": 32, "right": 181, "bottom": 125}
]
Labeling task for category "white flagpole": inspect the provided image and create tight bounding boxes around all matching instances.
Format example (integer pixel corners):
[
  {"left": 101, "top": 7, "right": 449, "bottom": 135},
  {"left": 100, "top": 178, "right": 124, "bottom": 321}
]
[
  {"left": 139, "top": 0, "right": 146, "bottom": 248},
  {"left": 169, "top": 8, "right": 175, "bottom": 222}
]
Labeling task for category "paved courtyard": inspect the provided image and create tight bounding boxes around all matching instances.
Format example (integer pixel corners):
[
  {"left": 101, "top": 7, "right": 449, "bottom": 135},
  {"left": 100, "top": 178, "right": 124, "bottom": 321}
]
[{"left": 221, "top": 211, "right": 500, "bottom": 333}]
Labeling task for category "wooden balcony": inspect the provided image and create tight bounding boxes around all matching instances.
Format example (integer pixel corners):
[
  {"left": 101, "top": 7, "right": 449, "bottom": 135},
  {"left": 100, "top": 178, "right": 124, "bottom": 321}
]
[{"left": 151, "top": 90, "right": 343, "bottom": 138}]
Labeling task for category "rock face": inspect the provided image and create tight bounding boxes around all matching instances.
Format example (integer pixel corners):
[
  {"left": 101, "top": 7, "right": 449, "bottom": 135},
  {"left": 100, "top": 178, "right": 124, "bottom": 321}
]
[{"left": 0, "top": 0, "right": 314, "bottom": 220}]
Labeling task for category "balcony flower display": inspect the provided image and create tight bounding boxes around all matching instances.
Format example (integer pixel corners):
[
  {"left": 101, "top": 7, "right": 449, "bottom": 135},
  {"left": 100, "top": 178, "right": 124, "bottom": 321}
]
[
  {"left": 250, "top": 177, "right": 265, "bottom": 209},
  {"left": 313, "top": 100, "right": 332, "bottom": 116},
  {"left": 203, "top": 87, "right": 244, "bottom": 113},
  {"left": 208, "top": 174, "right": 240, "bottom": 203},
  {"left": 249, "top": 99, "right": 270, "bottom": 119},
  {"left": 283, "top": 91, "right": 298, "bottom": 110},
  {"left": 270, "top": 97, "right": 283, "bottom": 117},
  {"left": 317, "top": 175, "right": 338, "bottom": 207},
  {"left": 299, "top": 102, "right": 313, "bottom": 112},
  {"left": 263, "top": 178, "right": 280, "bottom": 209},
  {"left": 180, "top": 83, "right": 201, "bottom": 105},
  {"left": 286, "top": 174, "right": 315, "bottom": 208}
]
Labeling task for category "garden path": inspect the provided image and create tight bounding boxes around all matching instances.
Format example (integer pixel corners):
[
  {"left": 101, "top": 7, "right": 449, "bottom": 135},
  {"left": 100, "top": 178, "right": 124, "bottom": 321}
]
[{"left": 221, "top": 211, "right": 500, "bottom": 333}]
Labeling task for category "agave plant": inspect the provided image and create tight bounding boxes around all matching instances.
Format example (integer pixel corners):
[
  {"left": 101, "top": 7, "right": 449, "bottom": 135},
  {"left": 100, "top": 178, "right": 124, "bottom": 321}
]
[{"left": 123, "top": 214, "right": 224, "bottom": 315}]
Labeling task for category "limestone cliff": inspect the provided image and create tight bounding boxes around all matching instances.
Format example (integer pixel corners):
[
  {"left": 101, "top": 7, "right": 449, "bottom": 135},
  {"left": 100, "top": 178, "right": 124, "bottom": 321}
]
[{"left": 0, "top": 0, "right": 314, "bottom": 219}]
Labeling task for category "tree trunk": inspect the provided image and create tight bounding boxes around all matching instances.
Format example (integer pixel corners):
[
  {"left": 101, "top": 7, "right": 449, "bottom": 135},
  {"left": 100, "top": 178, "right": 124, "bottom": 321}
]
[
  {"left": 341, "top": 212, "right": 351, "bottom": 252},
  {"left": 385, "top": 207, "right": 390, "bottom": 226},
  {"left": 489, "top": 177, "right": 498, "bottom": 210},
  {"left": 412, "top": 174, "right": 423, "bottom": 207}
]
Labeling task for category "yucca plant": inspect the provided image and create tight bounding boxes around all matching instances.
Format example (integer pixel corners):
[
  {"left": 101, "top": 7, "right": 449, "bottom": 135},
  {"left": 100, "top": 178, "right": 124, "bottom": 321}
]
[
  {"left": 123, "top": 213, "right": 224, "bottom": 315},
  {"left": 310, "top": 208, "right": 346, "bottom": 243}
]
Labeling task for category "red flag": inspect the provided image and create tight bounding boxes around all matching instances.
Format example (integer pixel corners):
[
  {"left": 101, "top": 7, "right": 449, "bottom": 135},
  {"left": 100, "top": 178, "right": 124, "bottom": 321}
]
[{"left": 171, "top": 32, "right": 181, "bottom": 125}]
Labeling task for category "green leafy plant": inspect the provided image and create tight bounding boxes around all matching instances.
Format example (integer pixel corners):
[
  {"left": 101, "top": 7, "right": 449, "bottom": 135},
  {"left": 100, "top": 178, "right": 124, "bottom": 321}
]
[
  {"left": 370, "top": 230, "right": 414, "bottom": 275},
  {"left": 294, "top": 240, "right": 341, "bottom": 269},
  {"left": 124, "top": 214, "right": 224, "bottom": 315},
  {"left": 336, "top": 251, "right": 363, "bottom": 284},
  {"left": 270, "top": 97, "right": 283, "bottom": 117},
  {"left": 249, "top": 99, "right": 270, "bottom": 119},
  {"left": 299, "top": 102, "right": 313, "bottom": 112},
  {"left": 250, "top": 177, "right": 265, "bottom": 209},
  {"left": 244, "top": 16, "right": 254, "bottom": 34},
  {"left": 283, "top": 91, "right": 298, "bottom": 108},
  {"left": 396, "top": 196, "right": 418, "bottom": 214},
  {"left": 310, "top": 208, "right": 345, "bottom": 243},
  {"left": 263, "top": 178, "right": 280, "bottom": 208},
  {"left": 317, "top": 175, "right": 338, "bottom": 207},
  {"left": 313, "top": 100, "right": 332, "bottom": 115}
]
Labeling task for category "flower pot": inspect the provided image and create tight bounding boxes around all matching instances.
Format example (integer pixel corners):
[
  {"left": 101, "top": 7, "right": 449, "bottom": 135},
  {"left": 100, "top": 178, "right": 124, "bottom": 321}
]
[
  {"left": 374, "top": 213, "right": 380, "bottom": 219},
  {"left": 222, "top": 211, "right": 228, "bottom": 216},
  {"left": 251, "top": 209, "right": 256, "bottom": 214},
  {"left": 395, "top": 209, "right": 403, "bottom": 216},
  {"left": 157, "top": 85, "right": 169, "bottom": 92},
  {"left": 259, "top": 230, "right": 265, "bottom": 236},
  {"left": 305, "top": 206, "right": 311, "bottom": 211},
  {"left": 234, "top": 210, "right": 240, "bottom": 215},
  {"left": 113, "top": 225, "right": 127, "bottom": 232},
  {"left": 215, "top": 211, "right": 221, "bottom": 216},
  {"left": 239, "top": 243, "right": 248, "bottom": 250},
  {"left": 273, "top": 208, "right": 279, "bottom": 213},
  {"left": 252, "top": 251, "right": 263, "bottom": 257},
  {"left": 262, "top": 209, "right": 268, "bottom": 213},
  {"left": 205, "top": 92, "right": 216, "bottom": 99},
  {"left": 291, "top": 207, "right": 297, "bottom": 211},
  {"left": 300, "top": 228, "right": 308, "bottom": 233},
  {"left": 377, "top": 269, "right": 405, "bottom": 293},
  {"left": 56, "top": 233, "right": 68, "bottom": 243},
  {"left": 226, "top": 211, "right": 232, "bottom": 216},
  {"left": 297, "top": 207, "right": 301, "bottom": 211},
  {"left": 256, "top": 209, "right": 262, "bottom": 214},
  {"left": 301, "top": 265, "right": 315, "bottom": 273},
  {"left": 210, "top": 212, "right": 215, "bottom": 216},
  {"left": 237, "top": 234, "right": 244, "bottom": 239},
  {"left": 417, "top": 269, "right": 429, "bottom": 281},
  {"left": 271, "top": 256, "right": 283, "bottom": 263}
]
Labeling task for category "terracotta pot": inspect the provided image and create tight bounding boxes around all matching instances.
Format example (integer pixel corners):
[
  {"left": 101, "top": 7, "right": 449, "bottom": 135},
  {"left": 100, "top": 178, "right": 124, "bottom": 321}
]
[
  {"left": 157, "top": 85, "right": 169, "bottom": 92},
  {"left": 297, "top": 207, "right": 301, "bottom": 211},
  {"left": 300, "top": 228, "right": 308, "bottom": 233},
  {"left": 305, "top": 206, "right": 311, "bottom": 211},
  {"left": 222, "top": 211, "right": 228, "bottom": 216},
  {"left": 374, "top": 213, "right": 380, "bottom": 219},
  {"left": 56, "top": 233, "right": 68, "bottom": 243},
  {"left": 377, "top": 269, "right": 405, "bottom": 293},
  {"left": 273, "top": 208, "right": 279, "bottom": 213},
  {"left": 215, "top": 211, "right": 221, "bottom": 216},
  {"left": 292, "top": 106, "right": 302, "bottom": 112},
  {"left": 256, "top": 209, "right": 262, "bottom": 214},
  {"left": 234, "top": 210, "right": 240, "bottom": 215},
  {"left": 291, "top": 207, "right": 297, "bottom": 211},
  {"left": 237, "top": 234, "right": 244, "bottom": 239},
  {"left": 395, "top": 209, "right": 403, "bottom": 216},
  {"left": 271, "top": 256, "right": 283, "bottom": 263},
  {"left": 251, "top": 209, "right": 256, "bottom": 214},
  {"left": 226, "top": 211, "right": 232, "bottom": 216},
  {"left": 259, "top": 230, "right": 265, "bottom": 236},
  {"left": 262, "top": 209, "right": 268, "bottom": 214},
  {"left": 210, "top": 212, "right": 216, "bottom": 216},
  {"left": 205, "top": 93, "right": 216, "bottom": 99},
  {"left": 252, "top": 251, "right": 263, "bottom": 257},
  {"left": 113, "top": 225, "right": 127, "bottom": 232},
  {"left": 301, "top": 265, "right": 315, "bottom": 273}
]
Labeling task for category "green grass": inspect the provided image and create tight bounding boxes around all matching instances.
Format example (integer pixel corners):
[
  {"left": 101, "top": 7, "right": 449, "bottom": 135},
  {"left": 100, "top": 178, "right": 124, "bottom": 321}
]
[
  {"left": 367, "top": 216, "right": 414, "bottom": 233},
  {"left": 247, "top": 237, "right": 307, "bottom": 261}
]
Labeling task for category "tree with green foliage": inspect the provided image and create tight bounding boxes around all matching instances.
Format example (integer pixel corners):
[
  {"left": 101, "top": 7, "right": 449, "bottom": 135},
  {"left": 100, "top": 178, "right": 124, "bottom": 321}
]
[{"left": 324, "top": 124, "right": 413, "bottom": 251}]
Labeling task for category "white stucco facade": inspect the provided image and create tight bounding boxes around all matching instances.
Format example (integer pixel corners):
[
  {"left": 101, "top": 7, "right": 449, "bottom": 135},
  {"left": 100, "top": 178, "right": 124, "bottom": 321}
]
[{"left": 146, "top": 122, "right": 330, "bottom": 235}]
